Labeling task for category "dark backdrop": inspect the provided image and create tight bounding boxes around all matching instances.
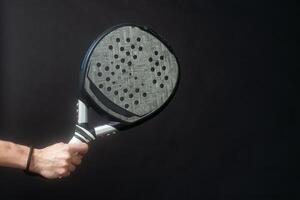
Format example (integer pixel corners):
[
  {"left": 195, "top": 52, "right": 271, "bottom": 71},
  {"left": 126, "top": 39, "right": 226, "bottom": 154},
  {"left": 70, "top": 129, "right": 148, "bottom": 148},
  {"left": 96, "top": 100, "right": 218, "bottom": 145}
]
[{"left": 0, "top": 0, "right": 292, "bottom": 199}]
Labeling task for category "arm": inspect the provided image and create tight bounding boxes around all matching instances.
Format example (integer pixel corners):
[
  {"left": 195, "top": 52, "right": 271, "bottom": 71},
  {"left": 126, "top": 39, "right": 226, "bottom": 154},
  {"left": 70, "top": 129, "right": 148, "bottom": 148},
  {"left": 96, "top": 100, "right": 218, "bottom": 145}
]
[
  {"left": 0, "top": 140, "right": 30, "bottom": 170},
  {"left": 0, "top": 140, "right": 88, "bottom": 179}
]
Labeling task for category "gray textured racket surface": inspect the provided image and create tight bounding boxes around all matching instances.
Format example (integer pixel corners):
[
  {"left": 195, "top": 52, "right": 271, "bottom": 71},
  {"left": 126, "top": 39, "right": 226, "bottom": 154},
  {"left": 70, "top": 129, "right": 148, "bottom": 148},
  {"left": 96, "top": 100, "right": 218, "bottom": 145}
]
[{"left": 83, "top": 25, "right": 179, "bottom": 123}]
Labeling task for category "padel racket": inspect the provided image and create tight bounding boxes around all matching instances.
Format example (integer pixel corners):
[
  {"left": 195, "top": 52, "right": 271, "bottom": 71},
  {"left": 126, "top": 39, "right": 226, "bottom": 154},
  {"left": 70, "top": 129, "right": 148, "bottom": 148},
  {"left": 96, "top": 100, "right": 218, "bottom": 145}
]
[{"left": 69, "top": 24, "right": 180, "bottom": 144}]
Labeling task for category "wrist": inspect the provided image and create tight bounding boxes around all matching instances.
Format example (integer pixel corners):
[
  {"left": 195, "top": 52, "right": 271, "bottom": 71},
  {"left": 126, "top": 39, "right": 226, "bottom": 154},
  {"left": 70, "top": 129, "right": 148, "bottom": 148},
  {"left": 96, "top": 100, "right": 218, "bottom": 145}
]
[{"left": 29, "top": 148, "right": 42, "bottom": 174}]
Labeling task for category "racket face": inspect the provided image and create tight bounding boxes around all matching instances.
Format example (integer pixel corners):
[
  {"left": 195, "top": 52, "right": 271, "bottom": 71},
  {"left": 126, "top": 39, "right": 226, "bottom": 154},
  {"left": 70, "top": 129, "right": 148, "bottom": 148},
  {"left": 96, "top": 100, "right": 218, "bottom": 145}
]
[{"left": 80, "top": 24, "right": 179, "bottom": 125}]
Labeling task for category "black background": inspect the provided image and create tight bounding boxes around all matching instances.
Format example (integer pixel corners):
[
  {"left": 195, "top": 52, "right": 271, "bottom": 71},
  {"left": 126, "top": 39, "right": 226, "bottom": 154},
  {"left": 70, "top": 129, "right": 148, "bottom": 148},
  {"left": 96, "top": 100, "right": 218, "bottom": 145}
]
[{"left": 0, "top": 0, "right": 292, "bottom": 199}]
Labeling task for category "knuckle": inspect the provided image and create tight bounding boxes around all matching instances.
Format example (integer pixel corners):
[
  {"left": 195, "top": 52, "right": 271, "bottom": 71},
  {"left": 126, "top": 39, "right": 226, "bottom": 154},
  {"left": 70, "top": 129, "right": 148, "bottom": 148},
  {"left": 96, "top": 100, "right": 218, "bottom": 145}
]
[
  {"left": 58, "top": 170, "right": 65, "bottom": 176},
  {"left": 60, "top": 168, "right": 68, "bottom": 175},
  {"left": 61, "top": 161, "right": 69, "bottom": 167},
  {"left": 64, "top": 153, "right": 71, "bottom": 160},
  {"left": 70, "top": 166, "right": 76, "bottom": 171},
  {"left": 74, "top": 160, "right": 81, "bottom": 166},
  {"left": 60, "top": 160, "right": 69, "bottom": 168}
]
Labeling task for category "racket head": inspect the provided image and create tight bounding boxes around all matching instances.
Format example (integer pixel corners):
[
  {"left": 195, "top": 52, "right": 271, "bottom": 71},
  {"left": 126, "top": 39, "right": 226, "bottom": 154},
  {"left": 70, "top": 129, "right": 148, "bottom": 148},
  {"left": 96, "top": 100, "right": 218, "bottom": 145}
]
[{"left": 79, "top": 24, "right": 180, "bottom": 129}]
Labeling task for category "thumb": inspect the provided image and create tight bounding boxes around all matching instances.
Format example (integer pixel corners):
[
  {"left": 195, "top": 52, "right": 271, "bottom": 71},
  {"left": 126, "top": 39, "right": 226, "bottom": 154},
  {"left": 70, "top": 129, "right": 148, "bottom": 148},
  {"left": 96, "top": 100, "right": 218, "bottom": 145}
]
[{"left": 69, "top": 143, "right": 89, "bottom": 155}]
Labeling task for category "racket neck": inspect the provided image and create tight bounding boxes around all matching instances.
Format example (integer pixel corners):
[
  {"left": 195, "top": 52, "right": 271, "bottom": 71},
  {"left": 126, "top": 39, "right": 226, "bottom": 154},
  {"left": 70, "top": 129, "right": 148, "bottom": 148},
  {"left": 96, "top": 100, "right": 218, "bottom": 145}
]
[{"left": 78, "top": 100, "right": 88, "bottom": 124}]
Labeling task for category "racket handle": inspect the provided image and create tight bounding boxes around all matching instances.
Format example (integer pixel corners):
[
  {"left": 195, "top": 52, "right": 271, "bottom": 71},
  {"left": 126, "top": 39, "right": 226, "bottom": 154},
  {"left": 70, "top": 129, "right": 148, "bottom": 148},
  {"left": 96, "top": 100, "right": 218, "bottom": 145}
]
[
  {"left": 71, "top": 125, "right": 96, "bottom": 143},
  {"left": 69, "top": 136, "right": 84, "bottom": 144},
  {"left": 70, "top": 124, "right": 117, "bottom": 144}
]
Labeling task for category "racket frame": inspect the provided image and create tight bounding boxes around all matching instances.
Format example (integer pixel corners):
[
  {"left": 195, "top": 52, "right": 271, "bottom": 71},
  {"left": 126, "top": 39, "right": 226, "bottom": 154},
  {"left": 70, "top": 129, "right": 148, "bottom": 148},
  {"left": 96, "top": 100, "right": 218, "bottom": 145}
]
[{"left": 70, "top": 24, "right": 181, "bottom": 143}]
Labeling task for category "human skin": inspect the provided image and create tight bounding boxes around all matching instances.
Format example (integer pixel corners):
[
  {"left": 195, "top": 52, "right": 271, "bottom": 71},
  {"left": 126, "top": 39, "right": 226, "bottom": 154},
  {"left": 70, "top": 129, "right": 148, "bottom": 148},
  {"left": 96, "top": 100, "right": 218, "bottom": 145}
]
[{"left": 0, "top": 140, "right": 88, "bottom": 179}]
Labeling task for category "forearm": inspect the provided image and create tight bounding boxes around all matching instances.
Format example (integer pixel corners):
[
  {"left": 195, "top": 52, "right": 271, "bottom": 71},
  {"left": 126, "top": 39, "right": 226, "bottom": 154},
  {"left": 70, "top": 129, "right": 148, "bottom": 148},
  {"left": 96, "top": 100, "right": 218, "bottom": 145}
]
[{"left": 0, "top": 140, "right": 30, "bottom": 170}]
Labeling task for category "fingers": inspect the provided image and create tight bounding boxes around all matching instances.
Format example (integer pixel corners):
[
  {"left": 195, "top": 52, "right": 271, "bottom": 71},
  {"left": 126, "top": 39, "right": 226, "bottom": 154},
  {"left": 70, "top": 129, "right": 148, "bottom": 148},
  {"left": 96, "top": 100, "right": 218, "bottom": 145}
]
[
  {"left": 58, "top": 144, "right": 86, "bottom": 179},
  {"left": 71, "top": 154, "right": 83, "bottom": 165},
  {"left": 69, "top": 164, "right": 76, "bottom": 172},
  {"left": 69, "top": 143, "right": 89, "bottom": 155},
  {"left": 36, "top": 142, "right": 88, "bottom": 179},
  {"left": 58, "top": 145, "right": 85, "bottom": 178},
  {"left": 57, "top": 167, "right": 71, "bottom": 178},
  {"left": 56, "top": 162, "right": 75, "bottom": 178}
]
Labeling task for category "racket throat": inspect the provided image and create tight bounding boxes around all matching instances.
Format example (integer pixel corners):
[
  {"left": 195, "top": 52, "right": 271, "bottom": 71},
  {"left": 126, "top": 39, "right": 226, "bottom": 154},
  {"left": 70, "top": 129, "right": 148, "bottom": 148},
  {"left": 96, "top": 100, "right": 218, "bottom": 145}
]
[
  {"left": 78, "top": 100, "right": 88, "bottom": 124},
  {"left": 94, "top": 124, "right": 117, "bottom": 137},
  {"left": 73, "top": 100, "right": 118, "bottom": 143}
]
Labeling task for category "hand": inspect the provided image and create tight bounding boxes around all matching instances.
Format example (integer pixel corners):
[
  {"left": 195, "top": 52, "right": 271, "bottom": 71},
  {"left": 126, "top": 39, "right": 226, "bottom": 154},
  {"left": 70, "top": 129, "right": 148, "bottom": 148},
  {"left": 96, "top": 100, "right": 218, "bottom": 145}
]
[{"left": 30, "top": 142, "right": 88, "bottom": 179}]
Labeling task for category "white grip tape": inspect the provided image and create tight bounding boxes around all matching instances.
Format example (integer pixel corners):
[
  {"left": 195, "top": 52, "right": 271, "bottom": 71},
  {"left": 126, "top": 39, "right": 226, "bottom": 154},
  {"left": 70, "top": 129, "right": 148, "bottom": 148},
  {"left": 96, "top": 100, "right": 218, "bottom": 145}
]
[
  {"left": 69, "top": 125, "right": 117, "bottom": 144},
  {"left": 76, "top": 125, "right": 96, "bottom": 141},
  {"left": 69, "top": 136, "right": 85, "bottom": 144}
]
